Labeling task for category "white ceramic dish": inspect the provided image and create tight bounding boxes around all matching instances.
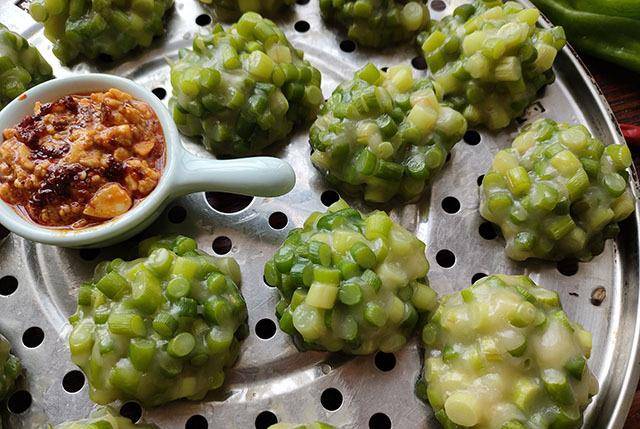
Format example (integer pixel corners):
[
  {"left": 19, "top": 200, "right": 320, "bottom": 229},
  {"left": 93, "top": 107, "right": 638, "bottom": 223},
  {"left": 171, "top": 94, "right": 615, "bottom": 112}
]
[{"left": 0, "top": 73, "right": 296, "bottom": 248}]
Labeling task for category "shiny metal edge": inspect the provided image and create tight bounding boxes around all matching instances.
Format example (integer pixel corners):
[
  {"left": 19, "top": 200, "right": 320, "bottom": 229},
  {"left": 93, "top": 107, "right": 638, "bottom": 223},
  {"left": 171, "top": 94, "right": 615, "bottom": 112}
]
[{"left": 0, "top": 0, "right": 637, "bottom": 428}]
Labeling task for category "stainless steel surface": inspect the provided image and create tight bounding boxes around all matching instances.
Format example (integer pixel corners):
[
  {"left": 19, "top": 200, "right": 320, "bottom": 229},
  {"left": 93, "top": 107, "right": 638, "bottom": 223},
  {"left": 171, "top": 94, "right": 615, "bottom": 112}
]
[{"left": 0, "top": 0, "right": 638, "bottom": 427}]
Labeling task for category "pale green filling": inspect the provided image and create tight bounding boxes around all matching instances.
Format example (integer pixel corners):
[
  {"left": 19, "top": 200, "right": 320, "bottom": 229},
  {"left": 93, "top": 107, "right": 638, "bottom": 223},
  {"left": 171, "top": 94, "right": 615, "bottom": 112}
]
[
  {"left": 29, "top": 0, "right": 173, "bottom": 64},
  {"left": 170, "top": 12, "right": 323, "bottom": 156},
  {"left": 480, "top": 118, "right": 635, "bottom": 261},
  {"left": 266, "top": 199, "right": 436, "bottom": 355},
  {"left": 320, "top": 0, "right": 430, "bottom": 48},
  {"left": 68, "top": 235, "right": 247, "bottom": 407},
  {"left": 422, "top": 275, "right": 598, "bottom": 429},
  {"left": 417, "top": 0, "right": 566, "bottom": 129},
  {"left": 310, "top": 63, "right": 467, "bottom": 203}
]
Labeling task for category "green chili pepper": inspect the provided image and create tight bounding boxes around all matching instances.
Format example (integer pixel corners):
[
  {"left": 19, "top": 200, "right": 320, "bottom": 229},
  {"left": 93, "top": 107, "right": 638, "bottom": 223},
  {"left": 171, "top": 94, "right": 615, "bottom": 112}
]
[{"left": 531, "top": 0, "right": 640, "bottom": 72}]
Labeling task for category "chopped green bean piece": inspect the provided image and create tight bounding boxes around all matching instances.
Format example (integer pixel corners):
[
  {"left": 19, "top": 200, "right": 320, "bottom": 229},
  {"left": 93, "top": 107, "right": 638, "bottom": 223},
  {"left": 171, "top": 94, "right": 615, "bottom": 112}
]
[
  {"left": 69, "top": 235, "right": 247, "bottom": 407},
  {"left": 564, "top": 355, "right": 586, "bottom": 381},
  {"left": 417, "top": 1, "right": 566, "bottom": 129},
  {"left": 320, "top": 0, "right": 430, "bottom": 48},
  {"left": 0, "top": 24, "right": 53, "bottom": 110},
  {"left": 170, "top": 12, "right": 323, "bottom": 156},
  {"left": 339, "top": 282, "right": 363, "bottom": 306},
  {"left": 311, "top": 63, "right": 467, "bottom": 203},
  {"left": 29, "top": 0, "right": 173, "bottom": 64},
  {"left": 266, "top": 200, "right": 435, "bottom": 354},
  {"left": 423, "top": 274, "right": 598, "bottom": 428},
  {"left": 481, "top": 118, "right": 635, "bottom": 261}
]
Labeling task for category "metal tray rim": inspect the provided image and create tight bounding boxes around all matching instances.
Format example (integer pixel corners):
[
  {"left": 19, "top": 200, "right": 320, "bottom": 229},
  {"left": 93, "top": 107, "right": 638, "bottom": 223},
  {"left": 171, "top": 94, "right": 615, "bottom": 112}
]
[{"left": 0, "top": 0, "right": 638, "bottom": 427}]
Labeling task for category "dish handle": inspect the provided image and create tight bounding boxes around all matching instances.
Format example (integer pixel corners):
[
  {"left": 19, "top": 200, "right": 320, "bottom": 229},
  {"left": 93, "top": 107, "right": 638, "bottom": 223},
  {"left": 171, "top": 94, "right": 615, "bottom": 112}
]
[{"left": 171, "top": 149, "right": 296, "bottom": 197}]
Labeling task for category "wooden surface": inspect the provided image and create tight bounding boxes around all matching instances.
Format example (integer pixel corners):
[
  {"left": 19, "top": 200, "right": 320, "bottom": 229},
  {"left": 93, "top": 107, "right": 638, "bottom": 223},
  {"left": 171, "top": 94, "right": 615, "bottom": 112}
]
[{"left": 581, "top": 55, "right": 640, "bottom": 428}]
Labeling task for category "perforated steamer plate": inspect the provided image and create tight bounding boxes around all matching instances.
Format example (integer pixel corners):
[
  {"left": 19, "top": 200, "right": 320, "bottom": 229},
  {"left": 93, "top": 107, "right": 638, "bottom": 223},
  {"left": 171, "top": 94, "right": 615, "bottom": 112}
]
[{"left": 0, "top": 0, "right": 638, "bottom": 428}]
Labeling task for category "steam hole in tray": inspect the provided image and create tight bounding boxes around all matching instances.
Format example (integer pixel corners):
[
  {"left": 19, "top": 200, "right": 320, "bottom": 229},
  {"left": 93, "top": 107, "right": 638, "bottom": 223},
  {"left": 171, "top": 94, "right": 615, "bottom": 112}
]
[
  {"left": 295, "top": 21, "right": 310, "bottom": 33},
  {"left": 120, "top": 401, "right": 143, "bottom": 423},
  {"left": 0, "top": 276, "right": 18, "bottom": 296},
  {"left": 206, "top": 191, "right": 254, "bottom": 213},
  {"left": 62, "top": 370, "right": 85, "bottom": 393},
  {"left": 369, "top": 412, "right": 392, "bottom": 429},
  {"left": 472, "top": 273, "right": 487, "bottom": 284},
  {"left": 411, "top": 56, "right": 427, "bottom": 70},
  {"left": 441, "top": 196, "right": 460, "bottom": 214},
  {"left": 255, "top": 410, "right": 278, "bottom": 429},
  {"left": 186, "top": 414, "right": 208, "bottom": 429},
  {"left": 436, "top": 249, "right": 456, "bottom": 268},
  {"left": 152, "top": 87, "right": 167, "bottom": 100},
  {"left": 374, "top": 352, "right": 396, "bottom": 372},
  {"left": 22, "top": 326, "right": 44, "bottom": 348},
  {"left": 479, "top": 222, "right": 498, "bottom": 240},
  {"left": 255, "top": 319, "right": 277, "bottom": 339},
  {"left": 463, "top": 130, "right": 481, "bottom": 145},
  {"left": 7, "top": 390, "right": 31, "bottom": 414},
  {"left": 321, "top": 190, "right": 340, "bottom": 207},
  {"left": 195, "top": 14, "right": 212, "bottom": 26},
  {"left": 268, "top": 212, "right": 288, "bottom": 230},
  {"left": 430, "top": 0, "right": 447, "bottom": 11},
  {"left": 168, "top": 205, "right": 187, "bottom": 224},
  {"left": 212, "top": 236, "right": 232, "bottom": 255},
  {"left": 340, "top": 40, "right": 356, "bottom": 53},
  {"left": 557, "top": 259, "right": 579, "bottom": 276},
  {"left": 320, "top": 387, "right": 343, "bottom": 411}
]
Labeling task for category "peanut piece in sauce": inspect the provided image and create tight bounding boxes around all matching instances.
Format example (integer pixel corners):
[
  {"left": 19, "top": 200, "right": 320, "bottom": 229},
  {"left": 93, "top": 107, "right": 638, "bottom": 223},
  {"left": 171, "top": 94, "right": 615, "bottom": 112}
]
[{"left": 83, "top": 183, "right": 133, "bottom": 219}]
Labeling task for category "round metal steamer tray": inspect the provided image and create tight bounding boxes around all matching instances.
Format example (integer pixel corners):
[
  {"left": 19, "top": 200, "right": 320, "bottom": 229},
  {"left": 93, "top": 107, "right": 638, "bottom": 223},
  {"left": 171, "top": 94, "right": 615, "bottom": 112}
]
[{"left": 0, "top": 0, "right": 639, "bottom": 427}]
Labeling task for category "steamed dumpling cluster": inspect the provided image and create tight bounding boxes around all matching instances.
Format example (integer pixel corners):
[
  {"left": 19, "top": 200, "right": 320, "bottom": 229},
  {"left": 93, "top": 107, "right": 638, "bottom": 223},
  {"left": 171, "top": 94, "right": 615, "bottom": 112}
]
[
  {"left": 68, "top": 236, "right": 247, "bottom": 406},
  {"left": 481, "top": 118, "right": 635, "bottom": 261},
  {"left": 417, "top": 0, "right": 566, "bottom": 129},
  {"left": 265, "top": 200, "right": 436, "bottom": 354},
  {"left": 29, "top": 0, "right": 173, "bottom": 63},
  {"left": 422, "top": 275, "right": 598, "bottom": 429},
  {"left": 320, "top": 0, "right": 430, "bottom": 48},
  {"left": 310, "top": 63, "right": 466, "bottom": 203},
  {"left": 170, "top": 12, "right": 323, "bottom": 156}
]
